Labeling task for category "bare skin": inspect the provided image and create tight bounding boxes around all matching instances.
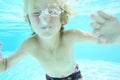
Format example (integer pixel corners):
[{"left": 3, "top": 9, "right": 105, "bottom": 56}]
[{"left": 0, "top": 0, "right": 120, "bottom": 80}]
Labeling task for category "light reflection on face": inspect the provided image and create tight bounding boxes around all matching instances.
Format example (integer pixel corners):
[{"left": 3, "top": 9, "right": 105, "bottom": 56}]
[
  {"left": 40, "top": 3, "right": 62, "bottom": 16},
  {"left": 29, "top": 2, "right": 63, "bottom": 38},
  {"left": 39, "top": 3, "right": 63, "bottom": 27}
]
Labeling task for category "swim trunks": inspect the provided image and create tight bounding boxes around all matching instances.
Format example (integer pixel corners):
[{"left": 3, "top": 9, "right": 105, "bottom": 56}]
[{"left": 46, "top": 64, "right": 83, "bottom": 80}]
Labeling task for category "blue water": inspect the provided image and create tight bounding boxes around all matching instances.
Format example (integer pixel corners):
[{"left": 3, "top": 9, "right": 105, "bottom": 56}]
[{"left": 0, "top": 0, "right": 120, "bottom": 80}]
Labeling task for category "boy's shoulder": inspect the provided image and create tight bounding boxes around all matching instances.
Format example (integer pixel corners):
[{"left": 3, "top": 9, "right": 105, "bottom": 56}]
[
  {"left": 25, "top": 35, "right": 38, "bottom": 41},
  {"left": 19, "top": 35, "right": 39, "bottom": 54},
  {"left": 63, "top": 29, "right": 87, "bottom": 38},
  {"left": 21, "top": 35, "right": 38, "bottom": 48},
  {"left": 62, "top": 29, "right": 84, "bottom": 44},
  {"left": 63, "top": 29, "right": 94, "bottom": 44}
]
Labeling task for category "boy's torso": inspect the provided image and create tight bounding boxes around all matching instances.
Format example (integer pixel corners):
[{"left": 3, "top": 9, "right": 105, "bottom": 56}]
[{"left": 26, "top": 33, "right": 77, "bottom": 77}]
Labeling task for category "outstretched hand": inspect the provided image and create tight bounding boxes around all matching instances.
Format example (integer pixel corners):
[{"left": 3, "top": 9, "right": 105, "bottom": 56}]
[
  {"left": 90, "top": 10, "right": 120, "bottom": 44},
  {"left": 0, "top": 42, "right": 7, "bottom": 72}
]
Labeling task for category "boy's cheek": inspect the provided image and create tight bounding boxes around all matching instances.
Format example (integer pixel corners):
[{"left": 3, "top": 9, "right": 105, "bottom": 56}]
[
  {"left": 50, "top": 17, "right": 61, "bottom": 22},
  {"left": 30, "top": 16, "right": 40, "bottom": 25}
]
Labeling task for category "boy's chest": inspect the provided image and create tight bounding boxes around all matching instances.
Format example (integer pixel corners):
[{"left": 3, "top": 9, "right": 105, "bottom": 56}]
[
  {"left": 30, "top": 43, "right": 75, "bottom": 73},
  {"left": 39, "top": 45, "right": 71, "bottom": 58},
  {"left": 33, "top": 44, "right": 74, "bottom": 66}
]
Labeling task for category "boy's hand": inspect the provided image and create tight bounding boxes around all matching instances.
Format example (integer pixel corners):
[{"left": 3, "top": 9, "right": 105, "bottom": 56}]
[
  {"left": 0, "top": 58, "right": 7, "bottom": 72},
  {"left": 90, "top": 10, "right": 120, "bottom": 44},
  {"left": 0, "top": 42, "right": 7, "bottom": 72}
]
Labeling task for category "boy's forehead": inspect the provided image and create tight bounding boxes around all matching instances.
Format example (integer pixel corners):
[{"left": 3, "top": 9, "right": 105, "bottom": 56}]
[{"left": 30, "top": 0, "right": 58, "bottom": 9}]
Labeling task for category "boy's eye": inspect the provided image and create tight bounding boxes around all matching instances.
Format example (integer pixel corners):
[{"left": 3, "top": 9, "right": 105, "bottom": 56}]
[
  {"left": 49, "top": 10, "right": 56, "bottom": 14},
  {"left": 33, "top": 12, "right": 41, "bottom": 16},
  {"left": 48, "top": 9, "right": 61, "bottom": 15}
]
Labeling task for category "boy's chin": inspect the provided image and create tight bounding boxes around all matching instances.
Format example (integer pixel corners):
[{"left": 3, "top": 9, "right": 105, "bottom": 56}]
[{"left": 40, "top": 33, "right": 55, "bottom": 39}]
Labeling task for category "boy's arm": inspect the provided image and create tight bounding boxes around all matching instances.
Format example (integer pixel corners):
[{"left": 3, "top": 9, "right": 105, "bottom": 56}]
[
  {"left": 0, "top": 42, "right": 7, "bottom": 72},
  {"left": 67, "top": 29, "right": 100, "bottom": 44},
  {"left": 0, "top": 40, "right": 29, "bottom": 73},
  {"left": 69, "top": 10, "right": 120, "bottom": 45}
]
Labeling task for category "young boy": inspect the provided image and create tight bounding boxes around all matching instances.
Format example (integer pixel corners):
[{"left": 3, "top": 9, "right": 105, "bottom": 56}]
[{"left": 0, "top": 0, "right": 120, "bottom": 80}]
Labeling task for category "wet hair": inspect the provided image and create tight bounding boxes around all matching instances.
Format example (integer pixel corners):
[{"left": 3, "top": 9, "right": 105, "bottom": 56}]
[{"left": 23, "top": 0, "right": 73, "bottom": 36}]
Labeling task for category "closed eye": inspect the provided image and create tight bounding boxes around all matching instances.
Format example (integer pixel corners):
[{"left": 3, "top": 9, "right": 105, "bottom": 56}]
[
  {"left": 33, "top": 11, "right": 41, "bottom": 16},
  {"left": 49, "top": 9, "right": 60, "bottom": 15}
]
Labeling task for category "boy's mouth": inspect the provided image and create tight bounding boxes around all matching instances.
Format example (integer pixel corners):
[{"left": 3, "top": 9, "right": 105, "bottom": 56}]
[{"left": 41, "top": 26, "right": 52, "bottom": 29}]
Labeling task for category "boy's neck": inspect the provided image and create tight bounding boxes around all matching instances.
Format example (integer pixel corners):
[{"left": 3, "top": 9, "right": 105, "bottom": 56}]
[{"left": 37, "top": 32, "right": 61, "bottom": 53}]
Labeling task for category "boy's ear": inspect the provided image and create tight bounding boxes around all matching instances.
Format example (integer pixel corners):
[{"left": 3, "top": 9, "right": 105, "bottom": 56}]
[
  {"left": 60, "top": 12, "right": 68, "bottom": 25},
  {"left": 25, "top": 14, "right": 31, "bottom": 26}
]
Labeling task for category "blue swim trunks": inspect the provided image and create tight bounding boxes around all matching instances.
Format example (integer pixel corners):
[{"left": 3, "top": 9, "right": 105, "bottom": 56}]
[{"left": 46, "top": 64, "right": 83, "bottom": 80}]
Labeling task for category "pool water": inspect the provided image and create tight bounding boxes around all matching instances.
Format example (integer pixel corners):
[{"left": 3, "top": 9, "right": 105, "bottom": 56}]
[{"left": 0, "top": 0, "right": 120, "bottom": 80}]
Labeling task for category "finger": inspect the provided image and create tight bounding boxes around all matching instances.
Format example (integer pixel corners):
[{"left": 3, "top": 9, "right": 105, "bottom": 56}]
[
  {"left": 92, "top": 30, "right": 101, "bottom": 38},
  {"left": 0, "top": 60, "right": 3, "bottom": 64},
  {"left": 0, "top": 58, "right": 4, "bottom": 63},
  {"left": 90, "top": 22, "right": 101, "bottom": 29},
  {"left": 0, "top": 58, "right": 7, "bottom": 63},
  {"left": 91, "top": 14, "right": 105, "bottom": 24},
  {"left": 0, "top": 58, "right": 3, "bottom": 61},
  {"left": 3, "top": 58, "right": 7, "bottom": 63},
  {"left": 98, "top": 35, "right": 108, "bottom": 44},
  {"left": 98, "top": 10, "right": 114, "bottom": 20}
]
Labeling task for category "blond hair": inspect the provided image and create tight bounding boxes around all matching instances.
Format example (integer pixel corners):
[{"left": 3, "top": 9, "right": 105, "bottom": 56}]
[{"left": 23, "top": 0, "right": 73, "bottom": 35}]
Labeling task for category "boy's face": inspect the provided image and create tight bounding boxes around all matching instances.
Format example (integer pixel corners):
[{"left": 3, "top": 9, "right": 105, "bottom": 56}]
[{"left": 28, "top": 0, "right": 62, "bottom": 38}]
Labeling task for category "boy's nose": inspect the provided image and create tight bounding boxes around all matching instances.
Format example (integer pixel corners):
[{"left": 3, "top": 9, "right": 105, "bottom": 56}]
[{"left": 43, "top": 15, "right": 55, "bottom": 23}]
